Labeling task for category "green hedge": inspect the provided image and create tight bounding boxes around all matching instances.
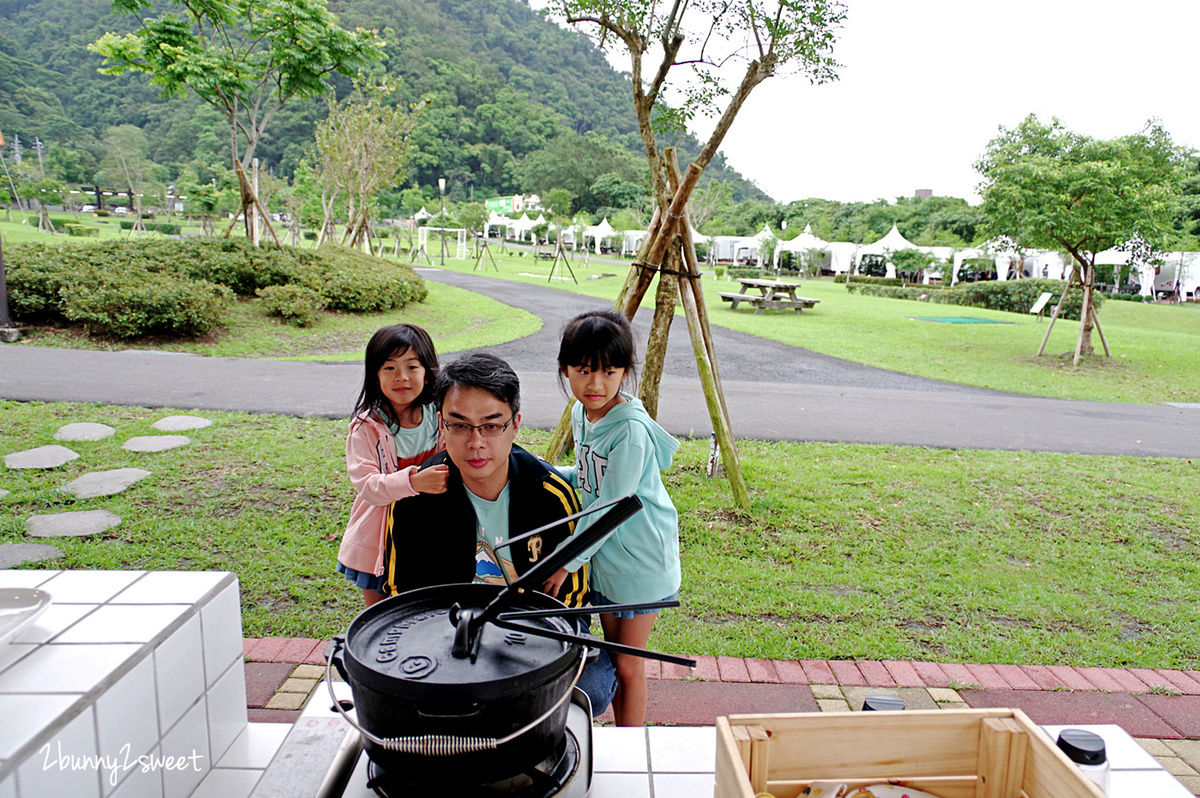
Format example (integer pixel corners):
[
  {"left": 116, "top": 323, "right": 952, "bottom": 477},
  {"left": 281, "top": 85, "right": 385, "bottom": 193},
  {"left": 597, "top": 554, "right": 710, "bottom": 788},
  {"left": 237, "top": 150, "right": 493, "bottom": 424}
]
[
  {"left": 64, "top": 224, "right": 100, "bottom": 238},
  {"left": 117, "top": 220, "right": 183, "bottom": 236},
  {"left": 727, "top": 267, "right": 763, "bottom": 280},
  {"left": 850, "top": 278, "right": 1096, "bottom": 321},
  {"left": 5, "top": 238, "right": 427, "bottom": 339},
  {"left": 835, "top": 274, "right": 904, "bottom": 287}
]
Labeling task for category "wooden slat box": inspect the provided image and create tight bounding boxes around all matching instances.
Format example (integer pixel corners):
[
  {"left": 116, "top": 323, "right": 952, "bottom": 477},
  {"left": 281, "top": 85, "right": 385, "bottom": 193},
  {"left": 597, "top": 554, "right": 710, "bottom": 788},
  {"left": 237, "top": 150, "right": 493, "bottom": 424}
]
[{"left": 715, "top": 708, "right": 1105, "bottom": 798}]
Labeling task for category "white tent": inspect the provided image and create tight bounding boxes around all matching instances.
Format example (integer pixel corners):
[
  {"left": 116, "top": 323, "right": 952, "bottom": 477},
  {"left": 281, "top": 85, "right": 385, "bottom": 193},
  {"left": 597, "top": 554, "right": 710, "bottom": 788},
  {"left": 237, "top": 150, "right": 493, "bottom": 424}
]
[
  {"left": 620, "top": 224, "right": 711, "bottom": 257},
  {"left": 583, "top": 218, "right": 617, "bottom": 253},
  {"left": 509, "top": 213, "right": 536, "bottom": 242},
  {"left": 857, "top": 224, "right": 919, "bottom": 278},
  {"left": 773, "top": 224, "right": 828, "bottom": 270},
  {"left": 483, "top": 211, "right": 513, "bottom": 239}
]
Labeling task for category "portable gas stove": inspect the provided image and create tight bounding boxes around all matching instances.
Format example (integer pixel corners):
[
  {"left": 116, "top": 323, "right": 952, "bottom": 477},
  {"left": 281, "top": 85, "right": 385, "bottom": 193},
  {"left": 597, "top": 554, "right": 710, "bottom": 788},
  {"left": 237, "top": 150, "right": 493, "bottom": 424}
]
[
  {"left": 254, "top": 685, "right": 593, "bottom": 798},
  {"left": 337, "top": 688, "right": 592, "bottom": 797}
]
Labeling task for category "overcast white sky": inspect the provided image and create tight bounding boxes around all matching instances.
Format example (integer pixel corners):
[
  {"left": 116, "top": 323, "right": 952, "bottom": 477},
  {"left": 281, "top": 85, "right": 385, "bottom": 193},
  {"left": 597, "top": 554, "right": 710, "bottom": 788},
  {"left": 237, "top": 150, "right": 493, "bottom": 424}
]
[{"left": 543, "top": 0, "right": 1200, "bottom": 205}]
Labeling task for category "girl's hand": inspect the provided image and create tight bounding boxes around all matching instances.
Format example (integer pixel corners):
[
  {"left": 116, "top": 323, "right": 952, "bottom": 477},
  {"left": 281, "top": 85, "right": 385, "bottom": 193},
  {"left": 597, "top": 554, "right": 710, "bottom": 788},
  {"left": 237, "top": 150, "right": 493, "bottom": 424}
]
[
  {"left": 542, "top": 567, "right": 569, "bottom": 597},
  {"left": 411, "top": 464, "right": 449, "bottom": 494}
]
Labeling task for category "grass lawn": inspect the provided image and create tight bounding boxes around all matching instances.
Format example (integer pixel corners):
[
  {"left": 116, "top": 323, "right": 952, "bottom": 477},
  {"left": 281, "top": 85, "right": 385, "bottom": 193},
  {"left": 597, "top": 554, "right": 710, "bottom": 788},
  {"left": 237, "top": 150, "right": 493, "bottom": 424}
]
[
  {"left": 429, "top": 249, "right": 1200, "bottom": 405},
  {"left": 2, "top": 400, "right": 1197, "bottom": 669}
]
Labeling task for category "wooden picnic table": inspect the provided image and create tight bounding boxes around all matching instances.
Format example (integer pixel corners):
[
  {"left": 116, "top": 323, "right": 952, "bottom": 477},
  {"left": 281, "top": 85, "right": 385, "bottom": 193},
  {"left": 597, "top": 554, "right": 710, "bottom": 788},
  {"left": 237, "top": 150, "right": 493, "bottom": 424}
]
[{"left": 719, "top": 277, "right": 820, "bottom": 315}]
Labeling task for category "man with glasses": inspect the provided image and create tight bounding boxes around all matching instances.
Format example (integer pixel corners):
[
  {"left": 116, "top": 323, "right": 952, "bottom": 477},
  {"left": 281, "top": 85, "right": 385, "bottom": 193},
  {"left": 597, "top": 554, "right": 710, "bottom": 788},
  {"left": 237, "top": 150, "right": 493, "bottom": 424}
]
[{"left": 384, "top": 352, "right": 616, "bottom": 712}]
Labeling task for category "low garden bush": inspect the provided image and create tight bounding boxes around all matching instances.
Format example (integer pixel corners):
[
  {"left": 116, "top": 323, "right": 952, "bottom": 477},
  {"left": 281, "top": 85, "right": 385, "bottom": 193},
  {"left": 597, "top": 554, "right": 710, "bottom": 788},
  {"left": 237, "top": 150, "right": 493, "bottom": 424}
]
[
  {"left": 5, "top": 238, "right": 426, "bottom": 339},
  {"left": 727, "top": 267, "right": 763, "bottom": 280},
  {"left": 256, "top": 283, "right": 325, "bottom": 327},
  {"left": 117, "top": 220, "right": 183, "bottom": 236},
  {"left": 64, "top": 224, "right": 99, "bottom": 238},
  {"left": 835, "top": 274, "right": 904, "bottom": 287},
  {"left": 849, "top": 278, "right": 1095, "bottom": 320}
]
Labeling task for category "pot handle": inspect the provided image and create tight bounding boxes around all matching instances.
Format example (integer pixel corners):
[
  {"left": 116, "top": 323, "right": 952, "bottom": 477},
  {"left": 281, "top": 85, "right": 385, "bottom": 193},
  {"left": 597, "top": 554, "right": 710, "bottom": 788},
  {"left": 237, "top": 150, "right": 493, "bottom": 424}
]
[
  {"left": 324, "top": 635, "right": 351, "bottom": 683},
  {"left": 324, "top": 648, "right": 587, "bottom": 757}
]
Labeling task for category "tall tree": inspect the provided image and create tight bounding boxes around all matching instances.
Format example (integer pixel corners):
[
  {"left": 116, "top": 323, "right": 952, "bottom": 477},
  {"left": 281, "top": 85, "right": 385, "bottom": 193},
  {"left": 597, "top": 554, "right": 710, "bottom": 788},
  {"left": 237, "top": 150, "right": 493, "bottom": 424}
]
[
  {"left": 545, "top": 0, "right": 845, "bottom": 506},
  {"left": 311, "top": 82, "right": 424, "bottom": 253},
  {"left": 976, "top": 115, "right": 1183, "bottom": 364},
  {"left": 89, "top": 0, "right": 380, "bottom": 244}
]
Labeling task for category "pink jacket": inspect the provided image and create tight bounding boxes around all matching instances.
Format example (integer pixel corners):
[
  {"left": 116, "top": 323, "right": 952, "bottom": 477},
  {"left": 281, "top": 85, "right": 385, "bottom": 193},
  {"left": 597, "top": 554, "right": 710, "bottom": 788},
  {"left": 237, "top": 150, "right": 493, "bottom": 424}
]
[{"left": 337, "top": 410, "right": 439, "bottom": 576}]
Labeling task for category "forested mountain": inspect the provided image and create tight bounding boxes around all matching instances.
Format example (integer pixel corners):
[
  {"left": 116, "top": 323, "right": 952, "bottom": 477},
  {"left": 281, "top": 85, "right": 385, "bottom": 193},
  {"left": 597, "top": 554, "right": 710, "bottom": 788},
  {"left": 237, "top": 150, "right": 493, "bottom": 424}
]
[{"left": 0, "top": 0, "right": 768, "bottom": 207}]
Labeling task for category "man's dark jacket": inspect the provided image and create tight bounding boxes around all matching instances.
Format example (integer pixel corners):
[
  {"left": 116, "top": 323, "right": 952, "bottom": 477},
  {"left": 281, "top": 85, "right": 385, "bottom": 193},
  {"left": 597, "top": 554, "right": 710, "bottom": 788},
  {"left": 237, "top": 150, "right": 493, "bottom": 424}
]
[{"left": 383, "top": 444, "right": 588, "bottom": 606}]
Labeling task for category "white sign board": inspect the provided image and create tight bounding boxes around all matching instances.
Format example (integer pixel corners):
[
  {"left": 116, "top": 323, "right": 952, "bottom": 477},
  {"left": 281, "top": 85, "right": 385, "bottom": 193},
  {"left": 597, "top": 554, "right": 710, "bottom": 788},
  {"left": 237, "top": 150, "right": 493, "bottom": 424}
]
[{"left": 1029, "top": 291, "right": 1054, "bottom": 315}]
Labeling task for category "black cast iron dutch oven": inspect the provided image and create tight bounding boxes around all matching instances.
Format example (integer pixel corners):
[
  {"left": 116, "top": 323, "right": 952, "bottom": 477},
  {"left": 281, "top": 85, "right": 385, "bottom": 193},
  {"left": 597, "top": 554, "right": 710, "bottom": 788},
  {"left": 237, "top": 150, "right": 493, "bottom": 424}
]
[{"left": 328, "top": 582, "right": 583, "bottom": 783}]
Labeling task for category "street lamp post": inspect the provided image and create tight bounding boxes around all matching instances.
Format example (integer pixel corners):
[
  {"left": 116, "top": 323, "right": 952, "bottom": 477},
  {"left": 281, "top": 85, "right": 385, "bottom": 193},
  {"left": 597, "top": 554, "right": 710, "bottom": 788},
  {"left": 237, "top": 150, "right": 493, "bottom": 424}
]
[{"left": 438, "top": 178, "right": 446, "bottom": 267}]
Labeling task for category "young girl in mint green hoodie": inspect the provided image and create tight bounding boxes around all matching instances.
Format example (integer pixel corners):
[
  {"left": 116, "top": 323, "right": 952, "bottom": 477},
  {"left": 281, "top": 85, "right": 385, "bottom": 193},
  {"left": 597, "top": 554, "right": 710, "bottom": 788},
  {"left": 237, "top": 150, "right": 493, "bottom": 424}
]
[{"left": 552, "top": 309, "right": 681, "bottom": 726}]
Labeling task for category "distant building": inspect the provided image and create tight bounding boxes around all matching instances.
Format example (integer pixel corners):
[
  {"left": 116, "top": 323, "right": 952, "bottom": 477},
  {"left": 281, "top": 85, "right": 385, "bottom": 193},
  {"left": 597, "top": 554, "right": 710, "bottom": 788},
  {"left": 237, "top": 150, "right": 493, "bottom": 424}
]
[
  {"left": 485, "top": 194, "right": 541, "bottom": 214},
  {"left": 914, "top": 188, "right": 933, "bottom": 199}
]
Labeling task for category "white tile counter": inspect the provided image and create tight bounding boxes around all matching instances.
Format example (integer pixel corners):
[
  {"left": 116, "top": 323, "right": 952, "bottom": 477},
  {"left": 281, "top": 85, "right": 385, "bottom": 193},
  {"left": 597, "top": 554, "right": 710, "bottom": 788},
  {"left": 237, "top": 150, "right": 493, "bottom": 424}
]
[{"left": 0, "top": 571, "right": 247, "bottom": 798}]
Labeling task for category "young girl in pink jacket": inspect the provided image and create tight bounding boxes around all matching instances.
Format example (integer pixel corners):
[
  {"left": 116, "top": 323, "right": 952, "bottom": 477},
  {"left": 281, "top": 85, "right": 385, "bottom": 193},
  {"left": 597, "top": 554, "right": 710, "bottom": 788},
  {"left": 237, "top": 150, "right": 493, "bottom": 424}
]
[{"left": 337, "top": 324, "right": 448, "bottom": 606}]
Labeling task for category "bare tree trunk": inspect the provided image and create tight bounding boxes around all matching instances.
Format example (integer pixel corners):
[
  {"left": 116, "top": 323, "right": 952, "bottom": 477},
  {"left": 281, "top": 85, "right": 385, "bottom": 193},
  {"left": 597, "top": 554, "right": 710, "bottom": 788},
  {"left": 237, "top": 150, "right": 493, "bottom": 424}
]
[
  {"left": 639, "top": 246, "right": 681, "bottom": 418},
  {"left": 1074, "top": 260, "right": 1096, "bottom": 365}
]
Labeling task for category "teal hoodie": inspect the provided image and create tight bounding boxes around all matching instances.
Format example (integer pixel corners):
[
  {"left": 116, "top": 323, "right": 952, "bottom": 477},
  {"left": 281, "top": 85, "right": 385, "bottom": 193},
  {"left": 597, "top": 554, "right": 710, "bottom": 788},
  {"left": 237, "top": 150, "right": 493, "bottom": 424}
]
[{"left": 560, "top": 393, "right": 681, "bottom": 604}]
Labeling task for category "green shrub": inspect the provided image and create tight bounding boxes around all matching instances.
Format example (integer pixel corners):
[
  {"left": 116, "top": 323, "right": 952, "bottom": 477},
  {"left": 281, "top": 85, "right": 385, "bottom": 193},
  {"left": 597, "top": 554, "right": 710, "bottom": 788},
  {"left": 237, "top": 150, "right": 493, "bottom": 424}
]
[
  {"left": 838, "top": 274, "right": 903, "bottom": 287},
  {"left": 727, "top": 267, "right": 763, "bottom": 280},
  {"left": 64, "top": 224, "right": 100, "bottom": 238},
  {"left": 850, "top": 278, "right": 1095, "bottom": 321},
  {"left": 4, "top": 238, "right": 425, "bottom": 339},
  {"left": 94, "top": 209, "right": 110, "bottom": 217},
  {"left": 302, "top": 230, "right": 317, "bottom": 240},
  {"left": 60, "top": 271, "right": 231, "bottom": 338},
  {"left": 256, "top": 283, "right": 325, "bottom": 327},
  {"left": 298, "top": 244, "right": 427, "bottom": 312}
]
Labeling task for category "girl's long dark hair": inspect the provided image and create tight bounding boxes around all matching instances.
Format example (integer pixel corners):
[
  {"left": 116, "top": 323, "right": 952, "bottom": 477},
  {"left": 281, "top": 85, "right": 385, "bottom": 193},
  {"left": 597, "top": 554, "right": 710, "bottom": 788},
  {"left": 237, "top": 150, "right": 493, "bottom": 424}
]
[{"left": 353, "top": 324, "right": 439, "bottom": 419}]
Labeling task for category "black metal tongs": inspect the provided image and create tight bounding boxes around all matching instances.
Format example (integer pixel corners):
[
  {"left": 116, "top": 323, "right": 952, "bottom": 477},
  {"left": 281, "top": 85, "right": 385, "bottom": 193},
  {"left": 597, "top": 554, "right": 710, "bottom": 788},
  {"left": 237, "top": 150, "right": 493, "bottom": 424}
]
[{"left": 448, "top": 495, "right": 696, "bottom": 668}]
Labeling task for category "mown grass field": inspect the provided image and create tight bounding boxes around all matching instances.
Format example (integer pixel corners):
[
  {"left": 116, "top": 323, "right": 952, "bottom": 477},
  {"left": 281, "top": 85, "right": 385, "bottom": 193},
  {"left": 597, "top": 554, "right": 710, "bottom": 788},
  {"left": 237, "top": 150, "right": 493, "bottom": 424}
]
[{"left": 2, "top": 401, "right": 1196, "bottom": 668}]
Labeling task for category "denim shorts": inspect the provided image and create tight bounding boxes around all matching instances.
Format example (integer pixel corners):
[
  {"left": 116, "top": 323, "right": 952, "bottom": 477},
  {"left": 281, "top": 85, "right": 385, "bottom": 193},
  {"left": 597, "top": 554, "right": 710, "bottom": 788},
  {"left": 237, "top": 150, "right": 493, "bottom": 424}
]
[
  {"left": 336, "top": 562, "right": 386, "bottom": 593},
  {"left": 590, "top": 590, "right": 678, "bottom": 620}
]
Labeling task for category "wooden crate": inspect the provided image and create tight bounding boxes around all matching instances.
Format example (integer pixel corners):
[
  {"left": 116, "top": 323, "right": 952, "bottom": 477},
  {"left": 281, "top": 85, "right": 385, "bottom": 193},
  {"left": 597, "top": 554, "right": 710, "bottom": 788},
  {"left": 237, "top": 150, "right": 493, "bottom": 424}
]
[{"left": 715, "top": 708, "right": 1106, "bottom": 798}]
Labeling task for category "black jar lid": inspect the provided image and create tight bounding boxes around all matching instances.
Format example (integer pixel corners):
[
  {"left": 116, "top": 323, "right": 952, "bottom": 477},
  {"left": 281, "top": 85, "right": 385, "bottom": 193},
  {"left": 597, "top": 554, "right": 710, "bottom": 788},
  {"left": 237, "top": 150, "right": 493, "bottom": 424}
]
[
  {"left": 1056, "top": 728, "right": 1107, "bottom": 765},
  {"left": 862, "top": 694, "right": 905, "bottom": 711}
]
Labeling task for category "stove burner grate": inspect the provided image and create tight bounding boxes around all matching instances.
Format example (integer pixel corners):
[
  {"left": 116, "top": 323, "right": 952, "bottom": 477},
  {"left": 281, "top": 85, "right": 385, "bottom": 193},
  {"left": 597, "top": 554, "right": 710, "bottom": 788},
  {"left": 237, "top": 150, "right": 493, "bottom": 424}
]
[{"left": 365, "top": 726, "right": 580, "bottom": 797}]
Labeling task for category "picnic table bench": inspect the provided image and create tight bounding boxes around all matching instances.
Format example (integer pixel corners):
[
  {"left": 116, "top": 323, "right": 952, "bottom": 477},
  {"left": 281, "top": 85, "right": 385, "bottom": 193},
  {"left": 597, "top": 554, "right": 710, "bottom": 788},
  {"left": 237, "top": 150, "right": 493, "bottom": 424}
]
[
  {"left": 719, "top": 277, "right": 820, "bottom": 315},
  {"left": 533, "top": 251, "right": 555, "bottom": 260}
]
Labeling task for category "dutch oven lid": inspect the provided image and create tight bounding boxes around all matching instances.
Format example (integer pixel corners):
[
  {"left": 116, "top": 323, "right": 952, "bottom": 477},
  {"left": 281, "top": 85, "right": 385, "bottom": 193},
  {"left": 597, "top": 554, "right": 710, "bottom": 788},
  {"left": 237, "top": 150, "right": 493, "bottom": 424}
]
[{"left": 343, "top": 583, "right": 578, "bottom": 694}]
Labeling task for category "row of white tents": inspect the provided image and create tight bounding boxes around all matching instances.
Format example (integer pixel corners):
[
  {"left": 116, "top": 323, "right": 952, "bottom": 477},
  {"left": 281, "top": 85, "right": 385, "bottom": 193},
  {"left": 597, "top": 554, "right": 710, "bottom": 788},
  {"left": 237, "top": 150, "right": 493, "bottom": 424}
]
[{"left": 467, "top": 210, "right": 1197, "bottom": 298}]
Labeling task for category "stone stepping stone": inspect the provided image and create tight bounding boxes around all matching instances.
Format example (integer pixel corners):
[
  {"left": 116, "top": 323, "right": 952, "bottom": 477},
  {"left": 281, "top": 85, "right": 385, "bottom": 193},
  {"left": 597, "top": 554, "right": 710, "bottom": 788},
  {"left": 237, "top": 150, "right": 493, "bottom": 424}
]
[
  {"left": 0, "top": 542, "right": 63, "bottom": 569},
  {"left": 54, "top": 422, "right": 116, "bottom": 442},
  {"left": 59, "top": 468, "right": 152, "bottom": 499},
  {"left": 4, "top": 445, "right": 80, "bottom": 469},
  {"left": 0, "top": 488, "right": 9, "bottom": 500},
  {"left": 26, "top": 509, "right": 122, "bottom": 538},
  {"left": 152, "top": 415, "right": 212, "bottom": 432},
  {"left": 122, "top": 435, "right": 190, "bottom": 453}
]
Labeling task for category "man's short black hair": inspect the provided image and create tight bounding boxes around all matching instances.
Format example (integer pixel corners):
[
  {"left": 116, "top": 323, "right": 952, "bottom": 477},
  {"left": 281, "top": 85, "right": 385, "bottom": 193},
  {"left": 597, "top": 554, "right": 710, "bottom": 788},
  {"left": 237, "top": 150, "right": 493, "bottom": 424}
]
[{"left": 434, "top": 353, "right": 521, "bottom": 415}]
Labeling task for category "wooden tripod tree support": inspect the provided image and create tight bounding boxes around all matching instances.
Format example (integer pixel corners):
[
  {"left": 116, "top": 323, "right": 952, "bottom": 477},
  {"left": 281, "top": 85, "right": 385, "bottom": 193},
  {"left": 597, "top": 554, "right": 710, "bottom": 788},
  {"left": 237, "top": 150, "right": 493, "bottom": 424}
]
[
  {"left": 223, "top": 160, "right": 281, "bottom": 247},
  {"left": 545, "top": 151, "right": 750, "bottom": 508},
  {"left": 1035, "top": 261, "right": 1111, "bottom": 365}
]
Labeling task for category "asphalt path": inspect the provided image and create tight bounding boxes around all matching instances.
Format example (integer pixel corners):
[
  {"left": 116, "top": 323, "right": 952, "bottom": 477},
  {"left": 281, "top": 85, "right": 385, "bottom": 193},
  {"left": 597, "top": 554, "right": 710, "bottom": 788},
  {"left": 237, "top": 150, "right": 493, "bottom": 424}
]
[{"left": 2, "top": 266, "right": 1197, "bottom": 458}]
